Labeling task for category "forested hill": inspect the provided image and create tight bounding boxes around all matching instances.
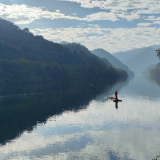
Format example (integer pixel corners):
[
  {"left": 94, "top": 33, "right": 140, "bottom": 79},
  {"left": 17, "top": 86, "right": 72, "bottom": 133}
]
[
  {"left": 61, "top": 42, "right": 113, "bottom": 67},
  {"left": 91, "top": 49, "right": 134, "bottom": 77},
  {"left": 0, "top": 18, "right": 127, "bottom": 85},
  {"left": 62, "top": 43, "right": 92, "bottom": 54}
]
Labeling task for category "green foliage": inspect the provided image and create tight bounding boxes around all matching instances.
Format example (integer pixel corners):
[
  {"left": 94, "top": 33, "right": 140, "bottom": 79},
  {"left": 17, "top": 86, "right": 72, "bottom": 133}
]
[
  {"left": 152, "top": 153, "right": 160, "bottom": 160},
  {"left": 0, "top": 18, "right": 128, "bottom": 84}
]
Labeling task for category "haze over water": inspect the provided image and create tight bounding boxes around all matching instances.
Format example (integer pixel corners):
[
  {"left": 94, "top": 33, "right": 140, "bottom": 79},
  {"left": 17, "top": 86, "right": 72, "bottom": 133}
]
[{"left": 0, "top": 76, "right": 160, "bottom": 160}]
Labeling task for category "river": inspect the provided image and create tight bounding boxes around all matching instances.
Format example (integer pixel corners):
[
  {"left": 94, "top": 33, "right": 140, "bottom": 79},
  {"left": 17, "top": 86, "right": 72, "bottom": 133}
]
[{"left": 0, "top": 76, "right": 160, "bottom": 160}]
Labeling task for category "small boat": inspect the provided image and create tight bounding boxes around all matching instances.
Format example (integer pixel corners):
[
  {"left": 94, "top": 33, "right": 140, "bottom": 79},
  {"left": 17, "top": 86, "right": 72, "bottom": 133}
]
[
  {"left": 107, "top": 91, "right": 122, "bottom": 102},
  {"left": 113, "top": 99, "right": 122, "bottom": 102}
]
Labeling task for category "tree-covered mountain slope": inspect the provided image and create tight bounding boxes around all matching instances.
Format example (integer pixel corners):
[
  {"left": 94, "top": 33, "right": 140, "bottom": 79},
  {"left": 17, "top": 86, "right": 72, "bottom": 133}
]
[
  {"left": 100, "top": 58, "right": 113, "bottom": 67},
  {"left": 0, "top": 18, "right": 127, "bottom": 85},
  {"left": 62, "top": 42, "right": 93, "bottom": 55},
  {"left": 61, "top": 43, "right": 113, "bottom": 67},
  {"left": 91, "top": 48, "right": 134, "bottom": 77}
]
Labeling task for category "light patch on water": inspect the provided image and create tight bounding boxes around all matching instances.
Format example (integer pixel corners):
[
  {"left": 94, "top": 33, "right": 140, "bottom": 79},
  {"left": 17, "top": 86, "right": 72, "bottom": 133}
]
[{"left": 1, "top": 92, "right": 160, "bottom": 160}]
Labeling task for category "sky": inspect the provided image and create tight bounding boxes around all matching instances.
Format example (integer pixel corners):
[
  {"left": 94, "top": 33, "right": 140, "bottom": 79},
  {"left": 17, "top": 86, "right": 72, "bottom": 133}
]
[{"left": 0, "top": 0, "right": 160, "bottom": 53}]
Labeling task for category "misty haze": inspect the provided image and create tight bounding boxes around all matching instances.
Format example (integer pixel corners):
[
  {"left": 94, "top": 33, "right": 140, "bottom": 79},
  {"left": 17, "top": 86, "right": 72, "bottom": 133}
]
[{"left": 0, "top": 1, "right": 160, "bottom": 160}]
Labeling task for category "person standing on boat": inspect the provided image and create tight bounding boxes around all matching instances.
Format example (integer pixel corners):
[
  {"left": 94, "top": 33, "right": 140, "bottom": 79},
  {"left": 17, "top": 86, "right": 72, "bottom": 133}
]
[{"left": 115, "top": 91, "right": 118, "bottom": 99}]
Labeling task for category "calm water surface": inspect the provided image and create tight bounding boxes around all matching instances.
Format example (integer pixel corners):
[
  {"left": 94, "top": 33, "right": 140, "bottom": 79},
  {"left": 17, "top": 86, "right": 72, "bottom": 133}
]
[{"left": 0, "top": 76, "right": 160, "bottom": 160}]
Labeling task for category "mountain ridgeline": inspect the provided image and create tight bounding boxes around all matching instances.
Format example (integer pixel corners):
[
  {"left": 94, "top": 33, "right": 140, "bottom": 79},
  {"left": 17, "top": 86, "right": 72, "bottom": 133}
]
[
  {"left": 124, "top": 47, "right": 159, "bottom": 74},
  {"left": 61, "top": 43, "right": 128, "bottom": 78},
  {"left": 113, "top": 44, "right": 160, "bottom": 63},
  {"left": 61, "top": 43, "right": 112, "bottom": 67},
  {"left": 113, "top": 45, "right": 160, "bottom": 75},
  {"left": 113, "top": 47, "right": 145, "bottom": 62},
  {"left": 91, "top": 49, "right": 134, "bottom": 77},
  {"left": 0, "top": 18, "right": 127, "bottom": 85}
]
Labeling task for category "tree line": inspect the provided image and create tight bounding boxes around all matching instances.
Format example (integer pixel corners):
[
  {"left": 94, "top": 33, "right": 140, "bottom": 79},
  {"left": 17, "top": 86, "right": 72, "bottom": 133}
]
[{"left": 0, "top": 18, "right": 128, "bottom": 85}]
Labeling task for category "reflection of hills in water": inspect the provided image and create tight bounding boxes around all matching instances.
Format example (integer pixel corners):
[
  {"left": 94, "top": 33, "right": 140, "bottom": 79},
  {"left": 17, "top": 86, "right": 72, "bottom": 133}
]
[
  {"left": 94, "top": 77, "right": 131, "bottom": 102},
  {"left": 149, "top": 75, "right": 160, "bottom": 86},
  {"left": 142, "top": 74, "right": 160, "bottom": 87},
  {"left": 0, "top": 80, "right": 127, "bottom": 145},
  {"left": 120, "top": 75, "right": 160, "bottom": 98}
]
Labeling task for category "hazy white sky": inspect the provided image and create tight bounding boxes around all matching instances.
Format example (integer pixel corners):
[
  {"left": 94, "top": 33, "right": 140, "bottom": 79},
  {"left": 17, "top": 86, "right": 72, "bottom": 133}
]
[{"left": 0, "top": 0, "right": 160, "bottom": 53}]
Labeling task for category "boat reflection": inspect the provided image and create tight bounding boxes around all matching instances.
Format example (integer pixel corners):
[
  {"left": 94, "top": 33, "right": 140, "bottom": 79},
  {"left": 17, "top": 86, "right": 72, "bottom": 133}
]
[{"left": 107, "top": 91, "right": 122, "bottom": 109}]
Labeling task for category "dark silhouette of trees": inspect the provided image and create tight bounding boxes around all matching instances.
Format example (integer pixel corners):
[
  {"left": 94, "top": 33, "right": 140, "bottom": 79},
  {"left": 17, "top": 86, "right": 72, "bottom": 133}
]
[
  {"left": 0, "top": 18, "right": 128, "bottom": 85},
  {"left": 156, "top": 49, "right": 160, "bottom": 59},
  {"left": 149, "top": 48, "right": 160, "bottom": 84}
]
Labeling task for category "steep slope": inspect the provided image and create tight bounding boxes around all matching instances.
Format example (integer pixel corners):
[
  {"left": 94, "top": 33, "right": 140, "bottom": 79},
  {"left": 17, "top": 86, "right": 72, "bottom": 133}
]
[
  {"left": 150, "top": 44, "right": 160, "bottom": 50},
  {"left": 113, "top": 47, "right": 145, "bottom": 62},
  {"left": 0, "top": 18, "right": 128, "bottom": 84},
  {"left": 100, "top": 58, "right": 113, "bottom": 67},
  {"left": 91, "top": 49, "right": 134, "bottom": 77},
  {"left": 124, "top": 47, "right": 159, "bottom": 74},
  {"left": 61, "top": 43, "right": 113, "bottom": 67}
]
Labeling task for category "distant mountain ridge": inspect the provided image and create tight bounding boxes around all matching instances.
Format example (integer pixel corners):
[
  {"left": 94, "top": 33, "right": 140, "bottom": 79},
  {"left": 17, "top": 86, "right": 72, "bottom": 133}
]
[
  {"left": 113, "top": 44, "right": 160, "bottom": 63},
  {"left": 59, "top": 41, "right": 69, "bottom": 45},
  {"left": 91, "top": 48, "right": 134, "bottom": 77},
  {"left": 113, "top": 47, "right": 145, "bottom": 62},
  {"left": 150, "top": 44, "right": 160, "bottom": 50},
  {"left": 124, "top": 47, "right": 159, "bottom": 74}
]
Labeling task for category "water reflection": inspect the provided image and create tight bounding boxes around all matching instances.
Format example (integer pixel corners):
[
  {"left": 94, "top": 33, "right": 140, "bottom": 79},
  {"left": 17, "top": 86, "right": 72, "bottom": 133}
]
[
  {"left": 115, "top": 102, "right": 118, "bottom": 109},
  {"left": 143, "top": 74, "right": 160, "bottom": 90},
  {"left": 107, "top": 91, "right": 123, "bottom": 109},
  {"left": 0, "top": 80, "right": 124, "bottom": 145},
  {"left": 119, "top": 75, "right": 160, "bottom": 97},
  {"left": 1, "top": 76, "right": 160, "bottom": 160}
]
